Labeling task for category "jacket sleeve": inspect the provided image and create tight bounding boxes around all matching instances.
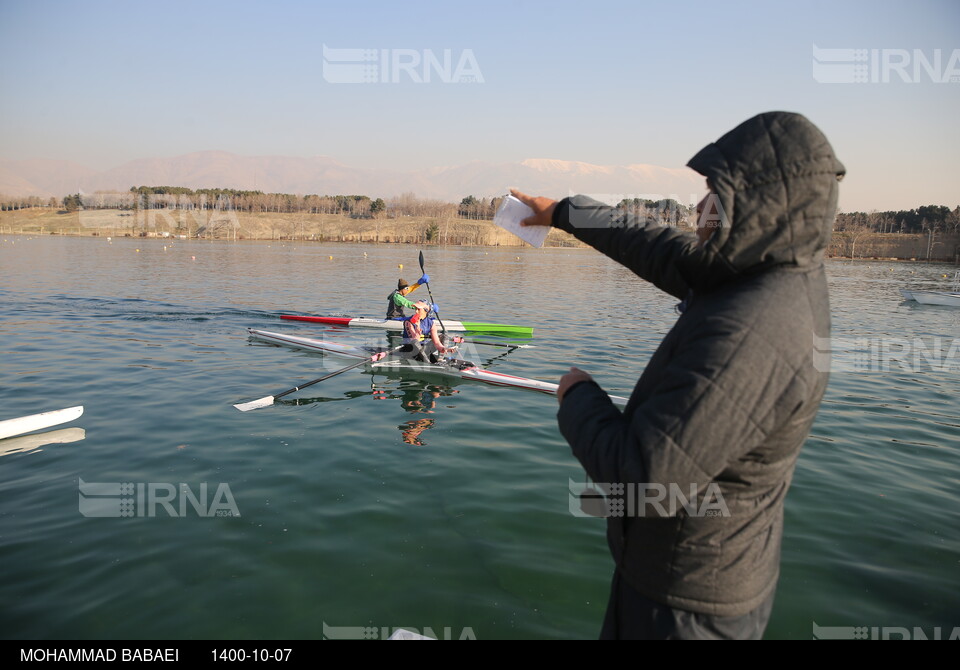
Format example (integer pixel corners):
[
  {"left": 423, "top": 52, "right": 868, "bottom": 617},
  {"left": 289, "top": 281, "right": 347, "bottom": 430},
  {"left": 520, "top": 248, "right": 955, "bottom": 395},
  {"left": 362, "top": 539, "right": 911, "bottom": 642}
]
[
  {"left": 553, "top": 195, "right": 702, "bottom": 300},
  {"left": 394, "top": 292, "right": 416, "bottom": 309},
  {"left": 557, "top": 312, "right": 801, "bottom": 491}
]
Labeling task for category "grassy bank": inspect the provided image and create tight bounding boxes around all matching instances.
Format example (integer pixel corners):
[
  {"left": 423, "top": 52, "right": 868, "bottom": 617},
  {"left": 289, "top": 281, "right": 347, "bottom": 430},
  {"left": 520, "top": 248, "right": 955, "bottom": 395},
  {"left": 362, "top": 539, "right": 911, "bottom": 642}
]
[
  {"left": 0, "top": 207, "right": 583, "bottom": 248},
  {"left": 4, "top": 207, "right": 957, "bottom": 262},
  {"left": 830, "top": 230, "right": 960, "bottom": 263}
]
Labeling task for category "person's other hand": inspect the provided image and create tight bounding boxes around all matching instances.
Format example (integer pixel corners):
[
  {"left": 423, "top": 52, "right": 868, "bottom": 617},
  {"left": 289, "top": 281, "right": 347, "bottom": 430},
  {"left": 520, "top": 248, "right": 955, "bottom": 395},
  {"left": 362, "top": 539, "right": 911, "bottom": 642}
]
[
  {"left": 510, "top": 189, "right": 557, "bottom": 227},
  {"left": 557, "top": 366, "right": 594, "bottom": 403}
]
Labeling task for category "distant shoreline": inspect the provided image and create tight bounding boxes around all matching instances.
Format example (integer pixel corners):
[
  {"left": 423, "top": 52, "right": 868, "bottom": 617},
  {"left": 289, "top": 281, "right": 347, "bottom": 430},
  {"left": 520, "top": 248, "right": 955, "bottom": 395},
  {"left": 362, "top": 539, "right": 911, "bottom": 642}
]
[
  {"left": 0, "top": 207, "right": 584, "bottom": 248},
  {"left": 2, "top": 208, "right": 958, "bottom": 262}
]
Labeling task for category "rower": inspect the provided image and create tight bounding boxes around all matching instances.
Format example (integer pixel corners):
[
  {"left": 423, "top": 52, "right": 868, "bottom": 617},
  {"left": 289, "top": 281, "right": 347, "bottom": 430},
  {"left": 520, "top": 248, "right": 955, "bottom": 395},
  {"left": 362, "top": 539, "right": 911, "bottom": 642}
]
[
  {"left": 401, "top": 301, "right": 453, "bottom": 363},
  {"left": 386, "top": 274, "right": 430, "bottom": 319}
]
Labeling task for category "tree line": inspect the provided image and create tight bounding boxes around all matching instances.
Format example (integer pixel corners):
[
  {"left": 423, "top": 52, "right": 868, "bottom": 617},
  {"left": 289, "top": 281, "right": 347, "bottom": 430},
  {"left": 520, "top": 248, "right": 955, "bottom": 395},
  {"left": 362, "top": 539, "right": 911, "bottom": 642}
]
[
  {"left": 0, "top": 195, "right": 60, "bottom": 211},
  {"left": 1, "top": 188, "right": 502, "bottom": 221},
  {"left": 617, "top": 198, "right": 692, "bottom": 226},
  {"left": 1, "top": 188, "right": 956, "bottom": 235},
  {"left": 126, "top": 186, "right": 388, "bottom": 218},
  {"left": 835, "top": 205, "right": 960, "bottom": 234}
]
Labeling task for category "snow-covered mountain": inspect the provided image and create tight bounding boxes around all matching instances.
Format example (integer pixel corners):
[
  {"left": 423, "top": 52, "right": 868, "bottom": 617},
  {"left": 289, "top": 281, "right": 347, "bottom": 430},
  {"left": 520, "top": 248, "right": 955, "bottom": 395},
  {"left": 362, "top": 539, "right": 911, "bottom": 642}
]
[{"left": 0, "top": 151, "right": 705, "bottom": 204}]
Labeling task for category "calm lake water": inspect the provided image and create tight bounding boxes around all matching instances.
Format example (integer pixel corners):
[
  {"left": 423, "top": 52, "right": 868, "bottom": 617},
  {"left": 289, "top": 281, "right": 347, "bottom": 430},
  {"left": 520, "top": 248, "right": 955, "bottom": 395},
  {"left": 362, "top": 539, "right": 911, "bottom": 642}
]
[{"left": 1, "top": 235, "right": 958, "bottom": 640}]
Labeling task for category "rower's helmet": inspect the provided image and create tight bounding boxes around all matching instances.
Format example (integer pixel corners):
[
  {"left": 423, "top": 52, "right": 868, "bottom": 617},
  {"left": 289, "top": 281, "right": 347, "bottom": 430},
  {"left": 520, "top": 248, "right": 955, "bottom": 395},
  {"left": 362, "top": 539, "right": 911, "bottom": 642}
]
[{"left": 398, "top": 278, "right": 409, "bottom": 290}]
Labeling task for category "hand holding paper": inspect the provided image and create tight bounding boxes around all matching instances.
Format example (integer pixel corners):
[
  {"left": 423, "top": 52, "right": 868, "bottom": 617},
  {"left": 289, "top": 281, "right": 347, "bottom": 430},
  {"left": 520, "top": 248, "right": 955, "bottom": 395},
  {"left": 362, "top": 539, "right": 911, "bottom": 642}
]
[
  {"left": 510, "top": 189, "right": 558, "bottom": 228},
  {"left": 493, "top": 192, "right": 555, "bottom": 248}
]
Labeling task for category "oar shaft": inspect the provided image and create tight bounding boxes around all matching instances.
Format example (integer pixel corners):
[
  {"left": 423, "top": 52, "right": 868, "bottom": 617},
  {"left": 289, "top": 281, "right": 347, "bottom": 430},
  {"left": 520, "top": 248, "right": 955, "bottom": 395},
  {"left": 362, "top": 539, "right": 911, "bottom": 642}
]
[
  {"left": 257, "top": 346, "right": 400, "bottom": 407},
  {"left": 418, "top": 250, "right": 447, "bottom": 334},
  {"left": 454, "top": 337, "right": 529, "bottom": 349},
  {"left": 273, "top": 356, "right": 371, "bottom": 400}
]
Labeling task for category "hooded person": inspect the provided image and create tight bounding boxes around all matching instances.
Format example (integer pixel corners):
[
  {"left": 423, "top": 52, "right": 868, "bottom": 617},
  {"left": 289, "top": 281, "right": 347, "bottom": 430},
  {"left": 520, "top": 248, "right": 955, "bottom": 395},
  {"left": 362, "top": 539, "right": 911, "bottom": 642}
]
[{"left": 512, "top": 111, "right": 845, "bottom": 639}]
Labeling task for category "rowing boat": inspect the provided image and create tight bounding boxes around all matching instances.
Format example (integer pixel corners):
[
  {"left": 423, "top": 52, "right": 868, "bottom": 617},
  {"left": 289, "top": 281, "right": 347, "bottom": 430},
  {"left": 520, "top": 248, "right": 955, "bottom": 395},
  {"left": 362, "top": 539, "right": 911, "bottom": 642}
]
[
  {"left": 908, "top": 290, "right": 960, "bottom": 307},
  {"left": 280, "top": 315, "right": 534, "bottom": 336},
  {"left": 0, "top": 406, "right": 84, "bottom": 441},
  {"left": 900, "top": 271, "right": 960, "bottom": 307},
  {"left": 247, "top": 329, "right": 627, "bottom": 406}
]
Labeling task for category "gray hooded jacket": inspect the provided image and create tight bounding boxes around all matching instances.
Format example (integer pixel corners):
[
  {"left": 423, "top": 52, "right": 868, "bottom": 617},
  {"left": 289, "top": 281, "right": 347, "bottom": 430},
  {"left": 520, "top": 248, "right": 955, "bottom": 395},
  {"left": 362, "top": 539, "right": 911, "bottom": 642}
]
[{"left": 553, "top": 112, "right": 845, "bottom": 616}]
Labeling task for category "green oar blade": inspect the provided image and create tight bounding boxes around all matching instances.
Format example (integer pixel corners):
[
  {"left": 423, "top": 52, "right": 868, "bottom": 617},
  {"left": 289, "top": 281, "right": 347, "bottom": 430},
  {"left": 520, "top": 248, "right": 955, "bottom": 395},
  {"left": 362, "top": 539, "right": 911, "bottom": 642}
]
[{"left": 459, "top": 322, "right": 534, "bottom": 336}]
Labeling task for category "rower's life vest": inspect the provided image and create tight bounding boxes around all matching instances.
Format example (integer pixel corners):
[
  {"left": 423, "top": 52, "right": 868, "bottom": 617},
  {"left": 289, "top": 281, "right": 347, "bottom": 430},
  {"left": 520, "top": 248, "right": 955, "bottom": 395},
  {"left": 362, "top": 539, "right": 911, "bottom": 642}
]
[
  {"left": 386, "top": 290, "right": 406, "bottom": 319},
  {"left": 404, "top": 312, "right": 435, "bottom": 340}
]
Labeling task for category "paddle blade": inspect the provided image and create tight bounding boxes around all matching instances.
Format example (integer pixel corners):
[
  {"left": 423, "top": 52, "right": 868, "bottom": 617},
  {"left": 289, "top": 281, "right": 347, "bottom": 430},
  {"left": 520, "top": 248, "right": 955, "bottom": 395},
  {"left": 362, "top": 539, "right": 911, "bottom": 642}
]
[
  {"left": 418, "top": 250, "right": 425, "bottom": 271},
  {"left": 234, "top": 396, "right": 276, "bottom": 412}
]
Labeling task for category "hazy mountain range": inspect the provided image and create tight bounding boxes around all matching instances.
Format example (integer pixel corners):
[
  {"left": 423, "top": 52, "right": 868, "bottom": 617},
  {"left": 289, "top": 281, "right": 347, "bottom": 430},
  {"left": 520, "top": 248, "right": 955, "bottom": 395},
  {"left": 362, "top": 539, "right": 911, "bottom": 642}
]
[{"left": 0, "top": 151, "right": 705, "bottom": 204}]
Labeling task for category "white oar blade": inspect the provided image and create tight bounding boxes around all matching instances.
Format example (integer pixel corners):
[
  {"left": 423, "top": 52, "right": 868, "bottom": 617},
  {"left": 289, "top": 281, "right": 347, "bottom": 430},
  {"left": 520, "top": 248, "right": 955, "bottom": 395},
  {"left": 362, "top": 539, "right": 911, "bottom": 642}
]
[{"left": 234, "top": 396, "right": 276, "bottom": 412}]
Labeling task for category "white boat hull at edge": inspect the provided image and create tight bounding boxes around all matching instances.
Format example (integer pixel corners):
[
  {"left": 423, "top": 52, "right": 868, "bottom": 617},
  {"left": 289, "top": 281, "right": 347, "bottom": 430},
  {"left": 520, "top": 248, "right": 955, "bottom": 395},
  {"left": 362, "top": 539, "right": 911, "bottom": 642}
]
[
  {"left": 0, "top": 406, "right": 84, "bottom": 441},
  {"left": 911, "top": 290, "right": 960, "bottom": 307},
  {"left": 902, "top": 271, "right": 960, "bottom": 307}
]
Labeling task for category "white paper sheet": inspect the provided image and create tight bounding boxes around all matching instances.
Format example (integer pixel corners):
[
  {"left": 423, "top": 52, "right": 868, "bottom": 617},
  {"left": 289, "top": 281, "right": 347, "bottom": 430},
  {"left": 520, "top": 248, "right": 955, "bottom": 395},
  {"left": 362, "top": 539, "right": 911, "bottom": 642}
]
[{"left": 493, "top": 195, "right": 550, "bottom": 248}]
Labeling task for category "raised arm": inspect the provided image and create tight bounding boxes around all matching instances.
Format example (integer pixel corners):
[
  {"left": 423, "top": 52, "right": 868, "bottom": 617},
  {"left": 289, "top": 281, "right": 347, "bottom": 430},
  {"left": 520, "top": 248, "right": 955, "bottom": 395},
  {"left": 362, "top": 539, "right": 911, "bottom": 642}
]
[
  {"left": 394, "top": 290, "right": 417, "bottom": 309},
  {"left": 512, "top": 190, "right": 705, "bottom": 300}
]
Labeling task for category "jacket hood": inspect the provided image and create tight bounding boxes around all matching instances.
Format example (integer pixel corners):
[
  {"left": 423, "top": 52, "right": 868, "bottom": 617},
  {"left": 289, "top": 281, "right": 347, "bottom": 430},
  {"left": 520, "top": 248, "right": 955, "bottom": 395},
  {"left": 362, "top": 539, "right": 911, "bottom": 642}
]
[{"left": 685, "top": 112, "right": 845, "bottom": 284}]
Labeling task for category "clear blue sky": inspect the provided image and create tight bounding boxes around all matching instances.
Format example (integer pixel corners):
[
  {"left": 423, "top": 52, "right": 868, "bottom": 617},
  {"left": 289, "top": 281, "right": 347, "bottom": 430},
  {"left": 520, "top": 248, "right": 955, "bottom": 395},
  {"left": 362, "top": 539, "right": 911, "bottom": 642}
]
[{"left": 1, "top": 0, "right": 957, "bottom": 211}]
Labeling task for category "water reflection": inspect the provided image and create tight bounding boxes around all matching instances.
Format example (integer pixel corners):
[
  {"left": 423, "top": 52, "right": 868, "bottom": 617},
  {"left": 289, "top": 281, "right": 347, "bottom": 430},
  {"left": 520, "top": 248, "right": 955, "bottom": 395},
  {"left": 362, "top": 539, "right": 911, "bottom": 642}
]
[
  {"left": 0, "top": 427, "right": 86, "bottom": 457},
  {"left": 390, "top": 384, "right": 460, "bottom": 446},
  {"left": 399, "top": 418, "right": 435, "bottom": 446},
  {"left": 280, "top": 377, "right": 460, "bottom": 446},
  {"left": 274, "top": 332, "right": 526, "bottom": 445}
]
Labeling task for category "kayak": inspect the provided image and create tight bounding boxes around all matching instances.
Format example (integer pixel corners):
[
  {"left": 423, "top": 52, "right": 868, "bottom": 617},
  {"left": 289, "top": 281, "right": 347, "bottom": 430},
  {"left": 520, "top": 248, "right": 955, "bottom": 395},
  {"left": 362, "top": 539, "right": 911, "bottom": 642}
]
[
  {"left": 247, "top": 328, "right": 627, "bottom": 406},
  {"left": 0, "top": 406, "right": 84, "bottom": 441},
  {"left": 280, "top": 315, "right": 534, "bottom": 337}
]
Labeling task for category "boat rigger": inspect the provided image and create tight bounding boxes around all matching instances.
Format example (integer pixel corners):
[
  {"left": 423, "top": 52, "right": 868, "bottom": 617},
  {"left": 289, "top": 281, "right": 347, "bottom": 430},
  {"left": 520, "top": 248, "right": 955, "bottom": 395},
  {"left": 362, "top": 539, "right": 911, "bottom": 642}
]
[{"left": 238, "top": 328, "right": 627, "bottom": 408}]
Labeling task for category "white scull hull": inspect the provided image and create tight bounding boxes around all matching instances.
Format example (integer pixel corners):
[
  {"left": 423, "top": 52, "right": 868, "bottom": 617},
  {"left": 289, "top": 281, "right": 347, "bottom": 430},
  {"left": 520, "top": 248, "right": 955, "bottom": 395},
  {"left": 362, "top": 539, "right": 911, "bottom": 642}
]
[
  {"left": 911, "top": 290, "right": 960, "bottom": 307},
  {"left": 247, "top": 329, "right": 627, "bottom": 406}
]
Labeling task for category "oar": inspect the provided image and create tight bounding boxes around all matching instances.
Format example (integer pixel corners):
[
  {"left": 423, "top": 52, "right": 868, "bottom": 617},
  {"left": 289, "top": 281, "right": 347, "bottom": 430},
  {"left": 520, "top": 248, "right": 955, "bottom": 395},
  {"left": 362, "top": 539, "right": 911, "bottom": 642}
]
[
  {"left": 452, "top": 336, "right": 534, "bottom": 349},
  {"left": 418, "top": 250, "right": 447, "bottom": 335},
  {"left": 234, "top": 346, "right": 402, "bottom": 412}
]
